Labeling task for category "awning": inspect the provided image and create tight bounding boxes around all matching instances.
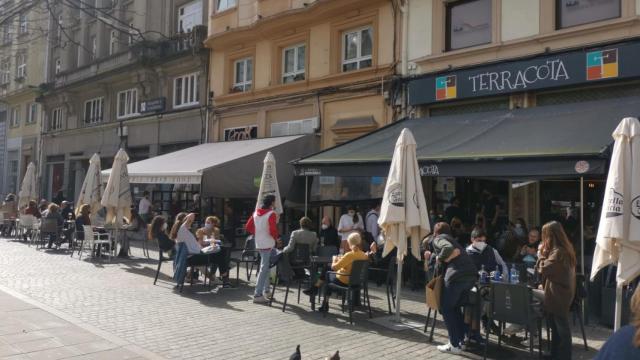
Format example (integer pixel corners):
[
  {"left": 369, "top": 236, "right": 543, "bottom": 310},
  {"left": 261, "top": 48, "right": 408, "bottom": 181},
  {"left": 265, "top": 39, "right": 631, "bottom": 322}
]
[
  {"left": 102, "top": 135, "right": 318, "bottom": 198},
  {"left": 294, "top": 97, "right": 640, "bottom": 178}
]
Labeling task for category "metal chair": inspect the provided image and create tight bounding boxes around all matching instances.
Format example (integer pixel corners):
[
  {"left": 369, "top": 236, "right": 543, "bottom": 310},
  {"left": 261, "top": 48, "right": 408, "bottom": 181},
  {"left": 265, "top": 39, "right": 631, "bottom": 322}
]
[
  {"left": 369, "top": 255, "right": 396, "bottom": 315},
  {"left": 279, "top": 244, "right": 312, "bottom": 312},
  {"left": 153, "top": 236, "right": 176, "bottom": 285},
  {"left": 321, "top": 260, "right": 372, "bottom": 325},
  {"left": 317, "top": 246, "right": 339, "bottom": 257},
  {"left": 38, "top": 218, "right": 60, "bottom": 249},
  {"left": 229, "top": 236, "right": 260, "bottom": 286},
  {"left": 571, "top": 273, "right": 589, "bottom": 350},
  {"left": 79, "top": 225, "right": 112, "bottom": 261},
  {"left": 17, "top": 214, "right": 36, "bottom": 242}
]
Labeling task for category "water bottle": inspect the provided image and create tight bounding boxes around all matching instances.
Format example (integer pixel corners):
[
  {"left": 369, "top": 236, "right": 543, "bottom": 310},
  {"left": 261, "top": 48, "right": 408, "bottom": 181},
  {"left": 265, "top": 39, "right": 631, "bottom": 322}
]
[
  {"left": 493, "top": 268, "right": 501, "bottom": 282},
  {"left": 510, "top": 264, "right": 519, "bottom": 284},
  {"left": 479, "top": 264, "right": 488, "bottom": 284}
]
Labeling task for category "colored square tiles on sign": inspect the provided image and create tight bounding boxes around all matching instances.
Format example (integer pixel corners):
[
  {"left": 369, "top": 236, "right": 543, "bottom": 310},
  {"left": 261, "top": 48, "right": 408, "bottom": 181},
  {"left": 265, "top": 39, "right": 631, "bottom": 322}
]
[
  {"left": 435, "top": 75, "right": 456, "bottom": 100},
  {"left": 586, "top": 49, "right": 618, "bottom": 81}
]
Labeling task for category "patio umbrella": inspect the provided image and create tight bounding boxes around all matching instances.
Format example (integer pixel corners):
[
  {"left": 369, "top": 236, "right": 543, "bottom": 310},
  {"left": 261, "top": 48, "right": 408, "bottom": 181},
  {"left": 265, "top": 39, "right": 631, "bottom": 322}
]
[
  {"left": 18, "top": 162, "right": 37, "bottom": 210},
  {"left": 255, "top": 151, "right": 283, "bottom": 215},
  {"left": 75, "top": 154, "right": 104, "bottom": 219},
  {"left": 101, "top": 149, "right": 132, "bottom": 254},
  {"left": 591, "top": 117, "right": 640, "bottom": 330},
  {"left": 378, "top": 128, "right": 431, "bottom": 322}
]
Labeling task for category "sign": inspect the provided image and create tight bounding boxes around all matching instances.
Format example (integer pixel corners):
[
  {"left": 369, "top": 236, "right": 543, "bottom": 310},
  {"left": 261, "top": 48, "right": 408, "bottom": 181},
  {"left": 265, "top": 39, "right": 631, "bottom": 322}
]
[
  {"left": 408, "top": 40, "right": 640, "bottom": 106},
  {"left": 140, "top": 98, "right": 166, "bottom": 114},
  {"left": 224, "top": 125, "right": 257, "bottom": 141}
]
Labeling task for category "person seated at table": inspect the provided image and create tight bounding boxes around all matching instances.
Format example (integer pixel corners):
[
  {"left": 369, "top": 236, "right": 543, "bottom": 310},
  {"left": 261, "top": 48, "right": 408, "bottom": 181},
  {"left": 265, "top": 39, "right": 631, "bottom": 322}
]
[
  {"left": 148, "top": 215, "right": 175, "bottom": 256},
  {"left": 38, "top": 199, "right": 49, "bottom": 213},
  {"left": 279, "top": 216, "right": 318, "bottom": 280},
  {"left": 319, "top": 216, "right": 340, "bottom": 250},
  {"left": 1, "top": 194, "right": 18, "bottom": 237},
  {"left": 196, "top": 216, "right": 221, "bottom": 246},
  {"left": 43, "top": 203, "right": 64, "bottom": 249},
  {"left": 23, "top": 200, "right": 42, "bottom": 219},
  {"left": 60, "top": 201, "right": 74, "bottom": 220},
  {"left": 466, "top": 228, "right": 507, "bottom": 274},
  {"left": 519, "top": 227, "right": 541, "bottom": 266},
  {"left": 118, "top": 208, "right": 146, "bottom": 258},
  {"left": 318, "top": 232, "right": 369, "bottom": 312},
  {"left": 424, "top": 222, "right": 477, "bottom": 354},
  {"left": 74, "top": 204, "right": 92, "bottom": 244},
  {"left": 595, "top": 285, "right": 640, "bottom": 360},
  {"left": 196, "top": 216, "right": 232, "bottom": 287}
]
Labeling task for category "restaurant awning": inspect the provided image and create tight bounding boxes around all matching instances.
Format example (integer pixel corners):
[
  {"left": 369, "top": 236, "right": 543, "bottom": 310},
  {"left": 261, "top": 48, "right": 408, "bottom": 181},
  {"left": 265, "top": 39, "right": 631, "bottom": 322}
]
[
  {"left": 102, "top": 135, "right": 319, "bottom": 198},
  {"left": 293, "top": 96, "right": 640, "bottom": 178}
]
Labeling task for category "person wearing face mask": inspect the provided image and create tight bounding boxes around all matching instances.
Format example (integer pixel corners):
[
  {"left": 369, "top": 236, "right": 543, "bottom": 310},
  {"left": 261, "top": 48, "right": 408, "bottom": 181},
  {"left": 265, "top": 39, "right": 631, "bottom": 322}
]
[
  {"left": 513, "top": 218, "right": 528, "bottom": 240},
  {"left": 337, "top": 205, "right": 364, "bottom": 253},
  {"left": 465, "top": 228, "right": 507, "bottom": 275},
  {"left": 319, "top": 216, "right": 340, "bottom": 250},
  {"left": 195, "top": 216, "right": 232, "bottom": 287}
]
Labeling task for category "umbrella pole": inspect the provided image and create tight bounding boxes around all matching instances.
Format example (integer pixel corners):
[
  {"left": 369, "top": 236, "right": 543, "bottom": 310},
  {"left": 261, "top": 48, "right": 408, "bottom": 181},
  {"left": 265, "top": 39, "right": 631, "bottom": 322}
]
[
  {"left": 395, "top": 257, "right": 403, "bottom": 322},
  {"left": 304, "top": 176, "right": 308, "bottom": 217},
  {"left": 580, "top": 177, "right": 585, "bottom": 276},
  {"left": 614, "top": 282, "right": 623, "bottom": 331}
]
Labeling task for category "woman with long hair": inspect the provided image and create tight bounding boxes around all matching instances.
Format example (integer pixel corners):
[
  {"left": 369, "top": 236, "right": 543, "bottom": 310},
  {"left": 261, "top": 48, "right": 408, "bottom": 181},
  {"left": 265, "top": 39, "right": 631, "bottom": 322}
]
[
  {"left": 170, "top": 212, "right": 188, "bottom": 241},
  {"left": 148, "top": 215, "right": 175, "bottom": 255},
  {"left": 536, "top": 221, "right": 576, "bottom": 359},
  {"left": 595, "top": 285, "right": 640, "bottom": 359}
]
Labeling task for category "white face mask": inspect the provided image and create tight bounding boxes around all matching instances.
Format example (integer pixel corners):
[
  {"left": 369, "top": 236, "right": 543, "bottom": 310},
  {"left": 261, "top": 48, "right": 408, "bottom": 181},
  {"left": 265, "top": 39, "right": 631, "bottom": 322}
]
[
  {"left": 473, "top": 242, "right": 488, "bottom": 252},
  {"left": 515, "top": 224, "right": 522, "bottom": 229},
  {"left": 321, "top": 224, "right": 328, "bottom": 230},
  {"left": 348, "top": 211, "right": 355, "bottom": 217},
  {"left": 162, "top": 223, "right": 168, "bottom": 231}
]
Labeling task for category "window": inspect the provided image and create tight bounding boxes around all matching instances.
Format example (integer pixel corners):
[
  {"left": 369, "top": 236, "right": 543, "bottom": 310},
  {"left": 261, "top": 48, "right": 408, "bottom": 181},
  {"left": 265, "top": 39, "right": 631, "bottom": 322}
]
[
  {"left": 216, "top": 0, "right": 236, "bottom": 12},
  {"left": 55, "top": 58, "right": 61, "bottom": 74},
  {"left": 10, "top": 107, "right": 19, "bottom": 127},
  {"left": 282, "top": 44, "right": 305, "bottom": 83},
  {"left": 117, "top": 88, "right": 139, "bottom": 118},
  {"left": 0, "top": 58, "right": 9, "bottom": 84},
  {"left": 232, "top": 57, "right": 252, "bottom": 92},
  {"left": 56, "top": 16, "right": 62, "bottom": 45},
  {"left": 26, "top": 103, "right": 38, "bottom": 124},
  {"left": 90, "top": 35, "right": 97, "bottom": 59},
  {"left": 271, "top": 118, "right": 317, "bottom": 137},
  {"left": 50, "top": 107, "right": 63, "bottom": 130},
  {"left": 109, "top": 30, "right": 118, "bottom": 55},
  {"left": 16, "top": 53, "right": 26, "bottom": 79},
  {"left": 174, "top": 73, "right": 199, "bottom": 107},
  {"left": 342, "top": 27, "right": 373, "bottom": 72},
  {"left": 178, "top": 0, "right": 203, "bottom": 32},
  {"left": 556, "top": 0, "right": 620, "bottom": 29},
  {"left": 128, "top": 22, "right": 135, "bottom": 45},
  {"left": 446, "top": 0, "right": 492, "bottom": 51},
  {"left": 84, "top": 97, "right": 104, "bottom": 124},
  {"left": 18, "top": 13, "right": 27, "bottom": 34},
  {"left": 2, "top": 24, "right": 11, "bottom": 45}
]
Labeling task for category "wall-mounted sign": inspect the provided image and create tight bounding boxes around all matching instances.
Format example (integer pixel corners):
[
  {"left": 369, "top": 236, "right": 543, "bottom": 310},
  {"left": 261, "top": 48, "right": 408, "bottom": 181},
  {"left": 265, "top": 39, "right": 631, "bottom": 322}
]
[
  {"left": 140, "top": 97, "right": 166, "bottom": 114},
  {"left": 224, "top": 125, "right": 257, "bottom": 141},
  {"left": 408, "top": 40, "right": 640, "bottom": 106}
]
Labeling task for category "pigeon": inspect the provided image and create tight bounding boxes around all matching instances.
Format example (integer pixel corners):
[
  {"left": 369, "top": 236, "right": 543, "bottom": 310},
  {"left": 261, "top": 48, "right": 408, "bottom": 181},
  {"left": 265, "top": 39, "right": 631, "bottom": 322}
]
[
  {"left": 325, "top": 350, "right": 340, "bottom": 360},
  {"left": 289, "top": 345, "right": 301, "bottom": 360}
]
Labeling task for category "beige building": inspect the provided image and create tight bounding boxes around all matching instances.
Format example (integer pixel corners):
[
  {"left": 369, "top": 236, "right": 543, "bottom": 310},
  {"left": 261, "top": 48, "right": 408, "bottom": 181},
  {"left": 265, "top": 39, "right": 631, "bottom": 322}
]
[
  {"left": 205, "top": 0, "right": 397, "bottom": 149},
  {"left": 0, "top": 0, "right": 49, "bottom": 196}
]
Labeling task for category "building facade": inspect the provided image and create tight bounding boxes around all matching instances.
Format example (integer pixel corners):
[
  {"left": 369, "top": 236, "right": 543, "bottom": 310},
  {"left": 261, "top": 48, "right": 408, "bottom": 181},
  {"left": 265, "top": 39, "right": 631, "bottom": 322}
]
[
  {"left": 41, "top": 0, "right": 209, "bottom": 201},
  {"left": 205, "top": 0, "right": 398, "bottom": 150},
  {"left": 0, "top": 0, "right": 49, "bottom": 198}
]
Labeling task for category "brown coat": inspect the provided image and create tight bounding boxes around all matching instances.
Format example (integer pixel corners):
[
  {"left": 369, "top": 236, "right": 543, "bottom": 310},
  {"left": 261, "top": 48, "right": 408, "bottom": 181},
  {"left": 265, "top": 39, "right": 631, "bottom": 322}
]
[{"left": 536, "top": 248, "right": 576, "bottom": 316}]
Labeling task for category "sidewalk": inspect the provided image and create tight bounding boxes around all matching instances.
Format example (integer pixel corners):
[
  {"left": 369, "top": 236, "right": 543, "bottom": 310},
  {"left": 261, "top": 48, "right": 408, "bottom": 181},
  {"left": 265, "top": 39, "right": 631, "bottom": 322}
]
[{"left": 0, "top": 288, "right": 159, "bottom": 359}]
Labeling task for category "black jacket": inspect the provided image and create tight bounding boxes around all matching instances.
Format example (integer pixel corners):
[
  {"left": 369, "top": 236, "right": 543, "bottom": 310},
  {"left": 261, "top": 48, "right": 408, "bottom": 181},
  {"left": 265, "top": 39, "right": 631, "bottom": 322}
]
[{"left": 431, "top": 234, "right": 477, "bottom": 285}]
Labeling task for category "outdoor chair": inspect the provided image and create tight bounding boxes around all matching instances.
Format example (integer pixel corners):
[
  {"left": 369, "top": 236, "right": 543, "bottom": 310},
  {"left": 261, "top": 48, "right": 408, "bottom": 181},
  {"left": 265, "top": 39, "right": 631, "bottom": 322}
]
[
  {"left": 317, "top": 246, "right": 339, "bottom": 257},
  {"left": 17, "top": 214, "right": 37, "bottom": 242},
  {"left": 79, "top": 225, "right": 112, "bottom": 261},
  {"left": 321, "top": 260, "right": 372, "bottom": 325},
  {"left": 229, "top": 236, "right": 259, "bottom": 286},
  {"left": 484, "top": 282, "right": 543, "bottom": 360},
  {"left": 571, "top": 273, "right": 589, "bottom": 350},
  {"left": 368, "top": 255, "right": 396, "bottom": 314},
  {"left": 38, "top": 218, "right": 60, "bottom": 249},
  {"left": 153, "top": 237, "right": 176, "bottom": 285},
  {"left": 279, "top": 244, "right": 312, "bottom": 312}
]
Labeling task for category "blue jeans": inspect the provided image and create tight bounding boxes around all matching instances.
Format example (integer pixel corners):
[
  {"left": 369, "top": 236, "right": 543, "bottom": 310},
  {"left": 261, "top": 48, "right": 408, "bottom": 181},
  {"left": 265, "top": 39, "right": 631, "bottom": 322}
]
[
  {"left": 440, "top": 279, "right": 474, "bottom": 347},
  {"left": 254, "top": 249, "right": 273, "bottom": 297}
]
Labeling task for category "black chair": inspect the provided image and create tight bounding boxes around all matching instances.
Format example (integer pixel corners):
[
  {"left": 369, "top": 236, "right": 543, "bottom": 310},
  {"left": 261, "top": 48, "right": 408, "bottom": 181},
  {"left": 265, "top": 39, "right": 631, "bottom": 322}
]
[
  {"left": 571, "top": 273, "right": 589, "bottom": 350},
  {"left": 279, "top": 244, "right": 312, "bottom": 312},
  {"left": 484, "top": 282, "right": 543, "bottom": 360},
  {"left": 368, "top": 256, "right": 396, "bottom": 314},
  {"left": 229, "top": 236, "right": 260, "bottom": 286},
  {"left": 153, "top": 238, "right": 176, "bottom": 285},
  {"left": 321, "top": 260, "right": 372, "bottom": 325},
  {"left": 317, "top": 246, "right": 339, "bottom": 257}
]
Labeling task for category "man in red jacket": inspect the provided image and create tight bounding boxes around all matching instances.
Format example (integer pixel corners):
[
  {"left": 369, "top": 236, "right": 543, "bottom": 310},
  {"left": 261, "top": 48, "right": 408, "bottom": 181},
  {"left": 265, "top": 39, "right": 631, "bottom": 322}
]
[{"left": 245, "top": 194, "right": 279, "bottom": 303}]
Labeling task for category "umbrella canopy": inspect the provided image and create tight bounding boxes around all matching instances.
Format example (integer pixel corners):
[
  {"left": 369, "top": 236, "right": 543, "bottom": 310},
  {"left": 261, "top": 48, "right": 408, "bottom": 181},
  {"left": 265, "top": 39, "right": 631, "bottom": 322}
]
[
  {"left": 255, "top": 151, "right": 283, "bottom": 215},
  {"left": 378, "top": 128, "right": 431, "bottom": 261},
  {"left": 18, "top": 162, "right": 37, "bottom": 209},
  {"left": 75, "top": 154, "right": 104, "bottom": 217},
  {"left": 101, "top": 149, "right": 132, "bottom": 225}
]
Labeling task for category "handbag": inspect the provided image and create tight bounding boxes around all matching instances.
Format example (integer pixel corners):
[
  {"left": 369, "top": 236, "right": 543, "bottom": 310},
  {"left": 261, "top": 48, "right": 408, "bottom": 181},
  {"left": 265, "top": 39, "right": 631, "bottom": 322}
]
[{"left": 426, "top": 273, "right": 443, "bottom": 310}]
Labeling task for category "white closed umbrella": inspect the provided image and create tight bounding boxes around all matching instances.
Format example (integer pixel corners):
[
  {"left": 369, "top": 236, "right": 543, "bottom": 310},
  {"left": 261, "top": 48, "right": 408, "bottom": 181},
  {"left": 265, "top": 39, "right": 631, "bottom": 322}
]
[
  {"left": 255, "top": 151, "right": 283, "bottom": 215},
  {"left": 75, "top": 154, "right": 104, "bottom": 220},
  {"left": 591, "top": 117, "right": 640, "bottom": 330},
  {"left": 18, "top": 162, "right": 37, "bottom": 209},
  {"left": 378, "top": 128, "right": 431, "bottom": 322},
  {"left": 101, "top": 149, "right": 133, "bottom": 254}
]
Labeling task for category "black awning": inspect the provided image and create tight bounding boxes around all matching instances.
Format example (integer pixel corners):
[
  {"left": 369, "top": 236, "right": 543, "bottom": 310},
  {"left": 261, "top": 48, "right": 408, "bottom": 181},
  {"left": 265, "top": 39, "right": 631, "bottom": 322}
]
[{"left": 294, "top": 96, "right": 640, "bottom": 178}]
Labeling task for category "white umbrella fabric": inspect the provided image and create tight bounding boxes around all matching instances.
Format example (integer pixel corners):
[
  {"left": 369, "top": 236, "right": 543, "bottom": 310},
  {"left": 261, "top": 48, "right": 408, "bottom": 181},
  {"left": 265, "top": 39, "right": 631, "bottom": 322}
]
[
  {"left": 255, "top": 151, "right": 283, "bottom": 215},
  {"left": 591, "top": 117, "right": 640, "bottom": 330},
  {"left": 75, "top": 154, "right": 104, "bottom": 220},
  {"left": 378, "top": 128, "right": 431, "bottom": 322},
  {"left": 101, "top": 149, "right": 132, "bottom": 254},
  {"left": 18, "top": 162, "right": 37, "bottom": 209}
]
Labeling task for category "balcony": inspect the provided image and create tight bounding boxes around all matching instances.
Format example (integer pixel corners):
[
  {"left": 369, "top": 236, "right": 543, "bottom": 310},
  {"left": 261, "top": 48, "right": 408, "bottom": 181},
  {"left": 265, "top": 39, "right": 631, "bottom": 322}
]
[{"left": 54, "top": 26, "right": 207, "bottom": 89}]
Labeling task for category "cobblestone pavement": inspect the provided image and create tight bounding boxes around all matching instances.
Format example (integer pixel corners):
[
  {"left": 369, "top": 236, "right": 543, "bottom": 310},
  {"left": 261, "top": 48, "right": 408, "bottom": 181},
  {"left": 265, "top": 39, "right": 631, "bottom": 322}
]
[{"left": 0, "top": 237, "right": 609, "bottom": 359}]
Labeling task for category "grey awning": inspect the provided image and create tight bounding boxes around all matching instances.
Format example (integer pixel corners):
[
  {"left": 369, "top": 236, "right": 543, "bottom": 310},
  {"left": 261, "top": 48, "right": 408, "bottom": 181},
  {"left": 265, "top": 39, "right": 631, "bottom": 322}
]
[
  {"left": 102, "top": 135, "right": 319, "bottom": 198},
  {"left": 294, "top": 97, "right": 640, "bottom": 178}
]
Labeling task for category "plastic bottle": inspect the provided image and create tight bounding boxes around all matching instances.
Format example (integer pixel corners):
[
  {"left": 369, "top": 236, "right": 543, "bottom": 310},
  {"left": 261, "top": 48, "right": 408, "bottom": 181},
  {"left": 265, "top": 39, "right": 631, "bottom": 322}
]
[
  {"left": 493, "top": 268, "right": 501, "bottom": 282},
  {"left": 479, "top": 264, "right": 488, "bottom": 284},
  {"left": 510, "top": 264, "right": 519, "bottom": 284}
]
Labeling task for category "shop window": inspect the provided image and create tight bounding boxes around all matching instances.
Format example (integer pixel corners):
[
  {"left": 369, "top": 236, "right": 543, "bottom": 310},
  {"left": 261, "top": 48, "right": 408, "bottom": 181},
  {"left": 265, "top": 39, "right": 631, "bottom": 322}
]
[
  {"left": 282, "top": 44, "right": 306, "bottom": 83},
  {"left": 232, "top": 57, "right": 252, "bottom": 93},
  {"left": 178, "top": 0, "right": 202, "bottom": 32},
  {"left": 117, "top": 88, "right": 139, "bottom": 119},
  {"left": 50, "top": 107, "right": 63, "bottom": 130},
  {"left": 556, "top": 0, "right": 620, "bottom": 29},
  {"left": 26, "top": 103, "right": 37, "bottom": 124},
  {"left": 216, "top": 0, "right": 236, "bottom": 13},
  {"left": 174, "top": 73, "right": 199, "bottom": 108},
  {"left": 446, "top": 0, "right": 492, "bottom": 51},
  {"left": 342, "top": 26, "right": 372, "bottom": 72},
  {"left": 9, "top": 106, "right": 19, "bottom": 127},
  {"left": 84, "top": 97, "right": 104, "bottom": 124}
]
